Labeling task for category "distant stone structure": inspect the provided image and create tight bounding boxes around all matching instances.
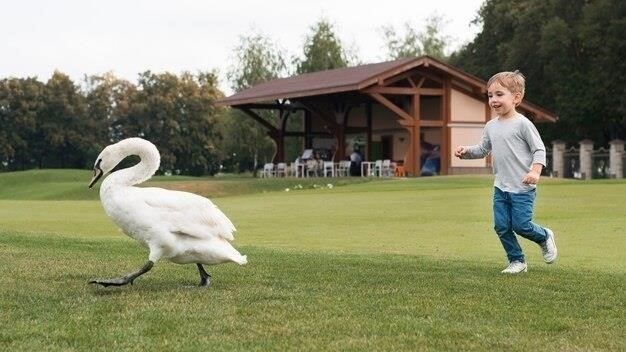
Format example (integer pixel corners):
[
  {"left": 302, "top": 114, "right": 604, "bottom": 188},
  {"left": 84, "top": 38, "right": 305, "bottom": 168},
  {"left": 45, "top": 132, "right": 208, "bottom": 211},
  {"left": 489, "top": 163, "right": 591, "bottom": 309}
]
[
  {"left": 552, "top": 139, "right": 624, "bottom": 179},
  {"left": 609, "top": 139, "right": 624, "bottom": 178}
]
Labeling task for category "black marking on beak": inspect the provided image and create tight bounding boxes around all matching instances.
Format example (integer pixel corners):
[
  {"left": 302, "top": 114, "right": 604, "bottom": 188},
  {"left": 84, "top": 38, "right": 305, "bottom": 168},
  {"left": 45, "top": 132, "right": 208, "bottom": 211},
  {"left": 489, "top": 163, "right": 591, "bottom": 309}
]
[{"left": 89, "top": 159, "right": 103, "bottom": 188}]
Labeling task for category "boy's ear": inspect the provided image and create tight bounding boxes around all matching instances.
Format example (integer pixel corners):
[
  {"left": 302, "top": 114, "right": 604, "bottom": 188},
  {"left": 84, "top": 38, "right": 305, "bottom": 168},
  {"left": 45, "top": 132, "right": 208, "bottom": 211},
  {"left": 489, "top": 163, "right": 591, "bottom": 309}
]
[{"left": 514, "top": 92, "right": 523, "bottom": 106}]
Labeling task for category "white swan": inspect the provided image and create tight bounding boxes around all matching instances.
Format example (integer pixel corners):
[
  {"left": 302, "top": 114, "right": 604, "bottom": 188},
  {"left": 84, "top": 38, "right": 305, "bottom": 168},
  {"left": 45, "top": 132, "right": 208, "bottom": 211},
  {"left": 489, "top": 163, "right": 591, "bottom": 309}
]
[{"left": 88, "top": 137, "right": 247, "bottom": 287}]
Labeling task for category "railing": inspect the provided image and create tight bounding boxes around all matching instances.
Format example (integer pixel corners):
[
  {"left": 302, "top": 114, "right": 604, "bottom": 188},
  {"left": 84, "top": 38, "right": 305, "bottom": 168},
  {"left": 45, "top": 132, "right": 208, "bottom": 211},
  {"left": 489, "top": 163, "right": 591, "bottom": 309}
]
[
  {"left": 592, "top": 147, "right": 610, "bottom": 179},
  {"left": 563, "top": 146, "right": 581, "bottom": 179},
  {"left": 552, "top": 139, "right": 624, "bottom": 179}
]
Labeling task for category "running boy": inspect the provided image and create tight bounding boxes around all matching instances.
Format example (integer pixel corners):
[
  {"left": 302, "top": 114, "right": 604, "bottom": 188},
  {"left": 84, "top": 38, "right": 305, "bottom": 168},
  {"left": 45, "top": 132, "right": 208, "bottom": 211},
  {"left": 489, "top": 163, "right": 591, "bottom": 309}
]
[{"left": 454, "top": 70, "right": 557, "bottom": 274}]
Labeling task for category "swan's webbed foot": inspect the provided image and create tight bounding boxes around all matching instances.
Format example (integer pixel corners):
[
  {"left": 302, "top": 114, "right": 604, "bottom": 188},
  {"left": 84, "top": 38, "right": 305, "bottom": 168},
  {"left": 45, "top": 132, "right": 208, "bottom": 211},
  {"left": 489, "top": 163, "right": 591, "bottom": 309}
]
[
  {"left": 89, "top": 277, "right": 134, "bottom": 287},
  {"left": 197, "top": 263, "right": 211, "bottom": 287},
  {"left": 90, "top": 261, "right": 154, "bottom": 288}
]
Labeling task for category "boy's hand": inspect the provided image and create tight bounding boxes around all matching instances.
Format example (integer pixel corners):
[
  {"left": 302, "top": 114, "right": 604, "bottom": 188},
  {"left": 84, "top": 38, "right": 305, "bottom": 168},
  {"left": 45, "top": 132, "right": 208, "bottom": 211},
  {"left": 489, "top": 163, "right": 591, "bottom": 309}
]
[
  {"left": 522, "top": 171, "right": 541, "bottom": 185},
  {"left": 454, "top": 146, "right": 467, "bottom": 158}
]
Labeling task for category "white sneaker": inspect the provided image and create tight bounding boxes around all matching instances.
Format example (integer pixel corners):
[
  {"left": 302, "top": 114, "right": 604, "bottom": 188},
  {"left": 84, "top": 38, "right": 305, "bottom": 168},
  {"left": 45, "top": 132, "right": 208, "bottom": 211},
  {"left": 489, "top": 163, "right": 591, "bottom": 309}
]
[
  {"left": 501, "top": 261, "right": 527, "bottom": 274},
  {"left": 540, "top": 228, "right": 558, "bottom": 264}
]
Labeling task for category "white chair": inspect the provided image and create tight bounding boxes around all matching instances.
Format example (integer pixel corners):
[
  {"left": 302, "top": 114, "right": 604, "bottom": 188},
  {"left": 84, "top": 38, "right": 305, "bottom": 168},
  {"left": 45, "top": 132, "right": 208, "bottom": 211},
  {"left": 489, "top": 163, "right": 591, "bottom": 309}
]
[
  {"left": 337, "top": 160, "right": 350, "bottom": 177},
  {"left": 261, "top": 163, "right": 275, "bottom": 178},
  {"left": 275, "top": 162, "right": 288, "bottom": 177},
  {"left": 372, "top": 160, "right": 383, "bottom": 177},
  {"left": 306, "top": 159, "right": 320, "bottom": 177},
  {"left": 322, "top": 161, "right": 335, "bottom": 177},
  {"left": 286, "top": 163, "right": 297, "bottom": 177},
  {"left": 294, "top": 160, "right": 305, "bottom": 178},
  {"left": 381, "top": 159, "right": 393, "bottom": 177}
]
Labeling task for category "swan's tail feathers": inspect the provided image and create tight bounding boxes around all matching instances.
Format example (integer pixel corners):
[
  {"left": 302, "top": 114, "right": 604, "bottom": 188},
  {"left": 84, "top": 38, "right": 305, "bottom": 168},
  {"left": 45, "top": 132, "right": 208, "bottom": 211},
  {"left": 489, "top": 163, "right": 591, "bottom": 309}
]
[{"left": 236, "top": 255, "right": 248, "bottom": 265}]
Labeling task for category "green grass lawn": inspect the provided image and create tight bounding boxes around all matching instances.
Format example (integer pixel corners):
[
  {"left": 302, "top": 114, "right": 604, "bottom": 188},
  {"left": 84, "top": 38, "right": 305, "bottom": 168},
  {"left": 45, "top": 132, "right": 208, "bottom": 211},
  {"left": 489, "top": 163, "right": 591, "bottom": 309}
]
[{"left": 0, "top": 170, "right": 624, "bottom": 351}]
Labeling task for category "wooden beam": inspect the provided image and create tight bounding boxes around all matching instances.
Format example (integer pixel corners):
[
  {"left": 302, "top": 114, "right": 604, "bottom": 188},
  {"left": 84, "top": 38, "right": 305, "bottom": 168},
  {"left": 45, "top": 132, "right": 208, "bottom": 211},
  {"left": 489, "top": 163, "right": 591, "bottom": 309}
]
[
  {"left": 363, "top": 86, "right": 443, "bottom": 96},
  {"left": 378, "top": 70, "right": 417, "bottom": 87},
  {"left": 240, "top": 108, "right": 277, "bottom": 132},
  {"left": 419, "top": 120, "right": 444, "bottom": 127},
  {"left": 298, "top": 101, "right": 339, "bottom": 130},
  {"left": 367, "top": 93, "right": 414, "bottom": 123},
  {"left": 406, "top": 94, "right": 420, "bottom": 177},
  {"left": 419, "top": 88, "right": 444, "bottom": 96},
  {"left": 237, "top": 103, "right": 303, "bottom": 110},
  {"left": 364, "top": 87, "right": 419, "bottom": 95},
  {"left": 441, "top": 77, "right": 451, "bottom": 175},
  {"left": 417, "top": 70, "right": 444, "bottom": 84}
]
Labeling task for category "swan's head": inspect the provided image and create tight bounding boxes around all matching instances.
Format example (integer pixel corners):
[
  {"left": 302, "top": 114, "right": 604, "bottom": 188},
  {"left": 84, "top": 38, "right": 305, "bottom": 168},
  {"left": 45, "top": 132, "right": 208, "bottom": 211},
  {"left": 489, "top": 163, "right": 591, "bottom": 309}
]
[
  {"left": 89, "top": 138, "right": 160, "bottom": 188},
  {"left": 89, "top": 143, "right": 125, "bottom": 188}
]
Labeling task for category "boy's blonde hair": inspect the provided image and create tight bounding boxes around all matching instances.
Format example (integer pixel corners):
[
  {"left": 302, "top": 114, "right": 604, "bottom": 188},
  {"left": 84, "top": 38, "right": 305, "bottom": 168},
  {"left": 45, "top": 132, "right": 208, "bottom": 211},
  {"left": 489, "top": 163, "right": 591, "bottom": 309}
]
[{"left": 487, "top": 70, "right": 526, "bottom": 98}]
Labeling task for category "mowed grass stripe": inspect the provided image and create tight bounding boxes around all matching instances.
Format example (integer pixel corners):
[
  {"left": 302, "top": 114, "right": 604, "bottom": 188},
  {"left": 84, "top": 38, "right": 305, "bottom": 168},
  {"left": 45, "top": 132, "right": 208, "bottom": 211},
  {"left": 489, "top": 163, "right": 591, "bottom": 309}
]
[
  {"left": 2, "top": 177, "right": 624, "bottom": 271},
  {"left": 0, "top": 231, "right": 623, "bottom": 352}
]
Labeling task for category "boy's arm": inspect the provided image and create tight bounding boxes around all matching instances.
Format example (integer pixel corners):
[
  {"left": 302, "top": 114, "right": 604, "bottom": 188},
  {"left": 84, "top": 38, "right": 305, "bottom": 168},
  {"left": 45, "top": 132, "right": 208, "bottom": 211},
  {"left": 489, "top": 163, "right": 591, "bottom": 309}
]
[
  {"left": 455, "top": 128, "right": 491, "bottom": 159},
  {"left": 522, "top": 163, "right": 543, "bottom": 185},
  {"left": 521, "top": 118, "right": 546, "bottom": 185},
  {"left": 522, "top": 119, "right": 547, "bottom": 166}
]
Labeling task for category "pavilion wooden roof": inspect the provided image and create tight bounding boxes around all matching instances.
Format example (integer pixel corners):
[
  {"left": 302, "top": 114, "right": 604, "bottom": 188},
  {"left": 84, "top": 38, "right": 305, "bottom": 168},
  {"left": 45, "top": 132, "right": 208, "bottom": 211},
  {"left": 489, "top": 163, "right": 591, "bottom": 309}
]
[{"left": 217, "top": 56, "right": 557, "bottom": 122}]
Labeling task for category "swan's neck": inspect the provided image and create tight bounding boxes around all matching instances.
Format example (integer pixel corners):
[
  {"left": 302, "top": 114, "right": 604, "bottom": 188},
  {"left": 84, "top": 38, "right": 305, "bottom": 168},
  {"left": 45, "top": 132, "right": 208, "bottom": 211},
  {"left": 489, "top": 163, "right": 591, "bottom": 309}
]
[{"left": 102, "top": 140, "right": 160, "bottom": 189}]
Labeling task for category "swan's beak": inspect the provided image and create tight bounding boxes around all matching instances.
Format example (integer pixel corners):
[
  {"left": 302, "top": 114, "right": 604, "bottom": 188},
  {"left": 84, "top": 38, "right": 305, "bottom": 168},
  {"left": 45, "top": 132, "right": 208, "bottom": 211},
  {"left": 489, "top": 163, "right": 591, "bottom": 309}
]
[
  {"left": 89, "top": 168, "right": 103, "bottom": 188},
  {"left": 89, "top": 160, "right": 103, "bottom": 188}
]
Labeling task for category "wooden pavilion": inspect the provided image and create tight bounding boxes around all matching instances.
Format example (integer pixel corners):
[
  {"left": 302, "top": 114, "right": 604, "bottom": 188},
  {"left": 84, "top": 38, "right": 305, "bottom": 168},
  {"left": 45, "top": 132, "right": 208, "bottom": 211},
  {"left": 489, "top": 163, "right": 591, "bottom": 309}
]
[{"left": 216, "top": 56, "right": 557, "bottom": 176}]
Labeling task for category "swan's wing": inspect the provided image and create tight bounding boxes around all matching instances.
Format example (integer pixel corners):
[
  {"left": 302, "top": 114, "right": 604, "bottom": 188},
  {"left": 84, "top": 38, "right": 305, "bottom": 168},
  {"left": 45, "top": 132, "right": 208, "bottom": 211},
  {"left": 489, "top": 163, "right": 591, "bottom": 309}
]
[{"left": 140, "top": 187, "right": 236, "bottom": 241}]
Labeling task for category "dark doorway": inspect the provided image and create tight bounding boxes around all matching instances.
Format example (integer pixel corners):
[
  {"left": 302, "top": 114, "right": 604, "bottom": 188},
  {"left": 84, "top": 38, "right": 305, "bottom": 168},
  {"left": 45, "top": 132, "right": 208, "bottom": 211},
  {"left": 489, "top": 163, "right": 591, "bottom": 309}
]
[{"left": 381, "top": 135, "right": 393, "bottom": 160}]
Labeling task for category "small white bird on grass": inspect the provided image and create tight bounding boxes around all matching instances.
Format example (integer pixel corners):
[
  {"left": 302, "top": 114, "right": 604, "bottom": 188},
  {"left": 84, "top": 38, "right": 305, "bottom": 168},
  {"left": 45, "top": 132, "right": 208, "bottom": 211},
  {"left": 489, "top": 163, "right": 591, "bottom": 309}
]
[{"left": 88, "top": 137, "right": 247, "bottom": 287}]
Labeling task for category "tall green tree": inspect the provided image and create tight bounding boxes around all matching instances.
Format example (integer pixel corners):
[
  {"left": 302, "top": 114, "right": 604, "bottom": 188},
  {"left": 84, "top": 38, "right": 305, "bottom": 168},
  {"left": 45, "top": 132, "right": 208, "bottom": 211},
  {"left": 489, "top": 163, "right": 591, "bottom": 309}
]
[
  {"left": 83, "top": 72, "right": 137, "bottom": 149},
  {"left": 120, "top": 71, "right": 225, "bottom": 175},
  {"left": 0, "top": 77, "right": 45, "bottom": 170},
  {"left": 382, "top": 15, "right": 450, "bottom": 60},
  {"left": 224, "top": 31, "right": 287, "bottom": 172},
  {"left": 35, "top": 72, "right": 93, "bottom": 168},
  {"left": 172, "top": 72, "right": 226, "bottom": 176},
  {"left": 450, "top": 0, "right": 625, "bottom": 145},
  {"left": 295, "top": 19, "right": 355, "bottom": 74}
]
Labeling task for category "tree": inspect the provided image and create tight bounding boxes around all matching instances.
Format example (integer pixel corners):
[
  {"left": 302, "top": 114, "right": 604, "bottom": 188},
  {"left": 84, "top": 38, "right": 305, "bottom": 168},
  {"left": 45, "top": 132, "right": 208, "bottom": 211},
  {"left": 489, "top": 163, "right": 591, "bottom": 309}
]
[
  {"left": 450, "top": 0, "right": 625, "bottom": 146},
  {"left": 83, "top": 72, "right": 137, "bottom": 148},
  {"left": 34, "top": 72, "right": 93, "bottom": 168},
  {"left": 224, "top": 31, "right": 287, "bottom": 173},
  {"left": 382, "top": 15, "right": 450, "bottom": 60},
  {"left": 119, "top": 71, "right": 225, "bottom": 176},
  {"left": 0, "top": 78, "right": 44, "bottom": 170},
  {"left": 172, "top": 72, "right": 226, "bottom": 176},
  {"left": 294, "top": 19, "right": 355, "bottom": 74},
  {"left": 227, "top": 32, "right": 287, "bottom": 90}
]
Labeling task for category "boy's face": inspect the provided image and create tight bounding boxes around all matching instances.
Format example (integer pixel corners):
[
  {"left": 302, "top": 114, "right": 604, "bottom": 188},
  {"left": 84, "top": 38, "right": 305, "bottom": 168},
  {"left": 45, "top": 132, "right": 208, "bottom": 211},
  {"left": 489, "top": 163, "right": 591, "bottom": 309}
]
[{"left": 487, "top": 82, "right": 522, "bottom": 118}]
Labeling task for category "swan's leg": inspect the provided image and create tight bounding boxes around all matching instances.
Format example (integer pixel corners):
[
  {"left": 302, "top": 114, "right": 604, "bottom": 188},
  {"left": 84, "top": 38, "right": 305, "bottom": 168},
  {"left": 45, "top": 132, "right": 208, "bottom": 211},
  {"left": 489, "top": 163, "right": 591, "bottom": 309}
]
[
  {"left": 89, "top": 261, "right": 154, "bottom": 287},
  {"left": 196, "top": 263, "right": 211, "bottom": 287}
]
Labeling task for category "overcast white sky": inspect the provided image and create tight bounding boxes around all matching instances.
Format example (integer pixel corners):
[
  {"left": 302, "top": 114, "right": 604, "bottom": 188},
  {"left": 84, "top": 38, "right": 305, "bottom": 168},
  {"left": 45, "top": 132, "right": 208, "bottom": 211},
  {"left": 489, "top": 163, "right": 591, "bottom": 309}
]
[{"left": 1, "top": 0, "right": 484, "bottom": 93}]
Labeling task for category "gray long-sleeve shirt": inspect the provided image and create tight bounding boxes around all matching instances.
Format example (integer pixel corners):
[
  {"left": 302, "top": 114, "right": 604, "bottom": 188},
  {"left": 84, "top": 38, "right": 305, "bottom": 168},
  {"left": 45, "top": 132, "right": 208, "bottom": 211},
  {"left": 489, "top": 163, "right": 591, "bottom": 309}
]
[{"left": 462, "top": 113, "right": 546, "bottom": 193}]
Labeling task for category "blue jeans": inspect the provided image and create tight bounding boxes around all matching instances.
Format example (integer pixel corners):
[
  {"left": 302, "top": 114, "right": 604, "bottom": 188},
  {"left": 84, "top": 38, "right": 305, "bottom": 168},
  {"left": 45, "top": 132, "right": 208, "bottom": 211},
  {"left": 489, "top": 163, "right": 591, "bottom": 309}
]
[{"left": 493, "top": 187, "right": 548, "bottom": 263}]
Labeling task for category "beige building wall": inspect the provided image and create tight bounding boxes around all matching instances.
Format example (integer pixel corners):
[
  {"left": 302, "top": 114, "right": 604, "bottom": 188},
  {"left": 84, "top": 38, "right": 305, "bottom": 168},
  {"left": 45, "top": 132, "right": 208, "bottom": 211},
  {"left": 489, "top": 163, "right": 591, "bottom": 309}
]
[
  {"left": 449, "top": 88, "right": 489, "bottom": 170},
  {"left": 450, "top": 89, "right": 485, "bottom": 122},
  {"left": 449, "top": 125, "right": 487, "bottom": 167}
]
